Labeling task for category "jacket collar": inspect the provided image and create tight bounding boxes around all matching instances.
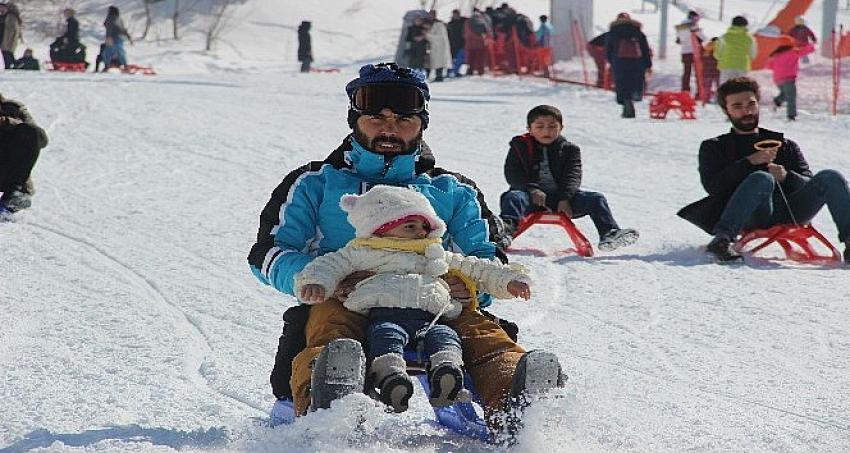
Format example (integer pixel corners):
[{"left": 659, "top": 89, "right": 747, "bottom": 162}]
[{"left": 345, "top": 138, "right": 420, "bottom": 183}]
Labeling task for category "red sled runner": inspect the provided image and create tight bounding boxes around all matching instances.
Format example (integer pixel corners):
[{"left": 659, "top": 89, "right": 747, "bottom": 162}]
[
  {"left": 734, "top": 224, "right": 841, "bottom": 263},
  {"left": 508, "top": 211, "right": 594, "bottom": 257},
  {"left": 650, "top": 91, "right": 697, "bottom": 120},
  {"left": 46, "top": 61, "right": 87, "bottom": 72}
]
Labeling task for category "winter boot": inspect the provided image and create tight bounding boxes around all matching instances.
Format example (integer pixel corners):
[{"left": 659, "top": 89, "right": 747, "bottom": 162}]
[
  {"left": 622, "top": 100, "right": 636, "bottom": 118},
  {"left": 598, "top": 228, "right": 640, "bottom": 252},
  {"left": 0, "top": 201, "right": 13, "bottom": 222},
  {"left": 706, "top": 236, "right": 743, "bottom": 263},
  {"left": 501, "top": 350, "right": 566, "bottom": 443},
  {"left": 309, "top": 338, "right": 366, "bottom": 411},
  {"left": 370, "top": 353, "right": 414, "bottom": 413},
  {"left": 0, "top": 189, "right": 32, "bottom": 212},
  {"left": 427, "top": 350, "right": 472, "bottom": 407}
]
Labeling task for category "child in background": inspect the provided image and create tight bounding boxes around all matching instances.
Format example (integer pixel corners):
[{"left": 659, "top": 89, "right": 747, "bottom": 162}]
[
  {"left": 500, "top": 105, "right": 639, "bottom": 251},
  {"left": 295, "top": 185, "right": 531, "bottom": 413},
  {"left": 766, "top": 35, "right": 815, "bottom": 120},
  {"left": 701, "top": 37, "right": 720, "bottom": 103}
]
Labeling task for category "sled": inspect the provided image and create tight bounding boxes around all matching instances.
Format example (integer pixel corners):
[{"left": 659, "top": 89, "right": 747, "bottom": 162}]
[
  {"left": 269, "top": 350, "right": 491, "bottom": 442},
  {"left": 122, "top": 64, "right": 156, "bottom": 75},
  {"left": 649, "top": 91, "right": 697, "bottom": 120},
  {"left": 508, "top": 211, "right": 594, "bottom": 257},
  {"left": 46, "top": 61, "right": 87, "bottom": 72},
  {"left": 734, "top": 224, "right": 841, "bottom": 263},
  {"left": 310, "top": 67, "right": 341, "bottom": 73}
]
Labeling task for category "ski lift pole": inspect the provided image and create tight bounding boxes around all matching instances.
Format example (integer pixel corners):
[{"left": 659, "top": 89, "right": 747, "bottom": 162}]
[
  {"left": 573, "top": 18, "right": 590, "bottom": 87},
  {"left": 833, "top": 28, "right": 839, "bottom": 116}
]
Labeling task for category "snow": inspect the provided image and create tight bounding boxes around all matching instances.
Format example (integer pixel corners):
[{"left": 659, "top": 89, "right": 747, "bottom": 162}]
[{"left": 2, "top": 0, "right": 850, "bottom": 452}]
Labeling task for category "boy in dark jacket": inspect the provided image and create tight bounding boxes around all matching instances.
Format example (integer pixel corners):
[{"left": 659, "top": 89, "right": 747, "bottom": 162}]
[{"left": 499, "top": 105, "right": 639, "bottom": 251}]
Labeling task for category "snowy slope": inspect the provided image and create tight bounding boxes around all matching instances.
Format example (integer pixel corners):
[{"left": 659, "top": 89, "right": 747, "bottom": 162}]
[{"left": 2, "top": 1, "right": 850, "bottom": 452}]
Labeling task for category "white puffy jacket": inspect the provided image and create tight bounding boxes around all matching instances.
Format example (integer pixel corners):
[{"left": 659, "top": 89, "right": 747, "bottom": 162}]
[{"left": 294, "top": 243, "right": 528, "bottom": 319}]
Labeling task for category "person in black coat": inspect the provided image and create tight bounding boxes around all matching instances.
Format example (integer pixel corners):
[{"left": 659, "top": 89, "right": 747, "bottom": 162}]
[
  {"left": 446, "top": 9, "right": 466, "bottom": 77},
  {"left": 297, "top": 21, "right": 312, "bottom": 73},
  {"left": 0, "top": 92, "right": 49, "bottom": 214},
  {"left": 499, "top": 105, "right": 639, "bottom": 251},
  {"left": 12, "top": 48, "right": 39, "bottom": 70},
  {"left": 678, "top": 77, "right": 850, "bottom": 263},
  {"left": 605, "top": 13, "right": 652, "bottom": 118}
]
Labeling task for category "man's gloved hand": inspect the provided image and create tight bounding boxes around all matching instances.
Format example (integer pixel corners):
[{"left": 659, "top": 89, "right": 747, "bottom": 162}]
[{"left": 443, "top": 274, "right": 473, "bottom": 306}]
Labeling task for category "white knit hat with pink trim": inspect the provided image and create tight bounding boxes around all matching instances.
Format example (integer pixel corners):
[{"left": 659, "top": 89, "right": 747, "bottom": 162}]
[{"left": 339, "top": 185, "right": 447, "bottom": 239}]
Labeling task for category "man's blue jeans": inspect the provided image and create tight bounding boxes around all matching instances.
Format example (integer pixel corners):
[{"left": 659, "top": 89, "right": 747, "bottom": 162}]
[
  {"left": 714, "top": 170, "right": 850, "bottom": 243},
  {"left": 500, "top": 189, "right": 619, "bottom": 236},
  {"left": 450, "top": 49, "right": 465, "bottom": 77},
  {"left": 101, "top": 37, "right": 128, "bottom": 68},
  {"left": 367, "top": 308, "right": 461, "bottom": 361}
]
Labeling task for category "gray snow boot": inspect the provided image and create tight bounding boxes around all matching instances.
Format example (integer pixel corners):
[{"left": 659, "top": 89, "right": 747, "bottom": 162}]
[
  {"left": 370, "top": 353, "right": 414, "bottom": 413},
  {"left": 500, "top": 350, "right": 566, "bottom": 443},
  {"left": 309, "top": 338, "right": 366, "bottom": 411},
  {"left": 427, "top": 350, "right": 472, "bottom": 407}
]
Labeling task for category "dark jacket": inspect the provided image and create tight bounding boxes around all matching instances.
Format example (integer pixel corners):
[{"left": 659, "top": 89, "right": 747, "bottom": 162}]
[
  {"left": 0, "top": 94, "right": 49, "bottom": 149},
  {"left": 104, "top": 14, "right": 130, "bottom": 41},
  {"left": 605, "top": 18, "right": 652, "bottom": 69},
  {"left": 447, "top": 17, "right": 466, "bottom": 55},
  {"left": 63, "top": 16, "right": 80, "bottom": 43},
  {"left": 678, "top": 128, "right": 813, "bottom": 234},
  {"left": 504, "top": 134, "right": 582, "bottom": 201},
  {"left": 297, "top": 21, "right": 312, "bottom": 62}
]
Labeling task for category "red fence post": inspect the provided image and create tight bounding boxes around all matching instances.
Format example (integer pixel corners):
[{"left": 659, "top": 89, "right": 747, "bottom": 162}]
[
  {"left": 690, "top": 31, "right": 706, "bottom": 104},
  {"left": 572, "top": 19, "right": 590, "bottom": 87}
]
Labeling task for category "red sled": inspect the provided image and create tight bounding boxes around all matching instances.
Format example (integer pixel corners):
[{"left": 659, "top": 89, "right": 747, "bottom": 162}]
[
  {"left": 650, "top": 91, "right": 697, "bottom": 120},
  {"left": 121, "top": 64, "right": 156, "bottom": 75},
  {"left": 310, "top": 67, "right": 340, "bottom": 73},
  {"left": 46, "top": 61, "right": 87, "bottom": 72},
  {"left": 734, "top": 224, "right": 841, "bottom": 263},
  {"left": 508, "top": 211, "right": 594, "bottom": 257}
]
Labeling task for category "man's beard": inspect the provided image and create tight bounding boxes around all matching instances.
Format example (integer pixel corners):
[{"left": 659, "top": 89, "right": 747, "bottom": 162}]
[
  {"left": 353, "top": 125, "right": 422, "bottom": 155},
  {"left": 728, "top": 112, "right": 759, "bottom": 132}
]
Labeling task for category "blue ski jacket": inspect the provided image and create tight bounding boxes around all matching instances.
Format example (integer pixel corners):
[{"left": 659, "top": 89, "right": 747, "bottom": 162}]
[{"left": 248, "top": 136, "right": 499, "bottom": 306}]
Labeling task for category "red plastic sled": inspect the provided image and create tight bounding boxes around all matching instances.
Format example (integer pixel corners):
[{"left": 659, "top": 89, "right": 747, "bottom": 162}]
[
  {"left": 734, "top": 224, "right": 841, "bottom": 263},
  {"left": 46, "top": 61, "right": 87, "bottom": 72},
  {"left": 508, "top": 211, "right": 594, "bottom": 257},
  {"left": 649, "top": 91, "right": 697, "bottom": 120},
  {"left": 121, "top": 64, "right": 156, "bottom": 75}
]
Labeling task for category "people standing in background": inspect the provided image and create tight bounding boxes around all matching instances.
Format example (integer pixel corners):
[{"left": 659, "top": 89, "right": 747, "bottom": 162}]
[
  {"left": 787, "top": 16, "right": 816, "bottom": 64},
  {"left": 464, "top": 8, "right": 491, "bottom": 76},
  {"left": 536, "top": 15, "right": 553, "bottom": 49},
  {"left": 406, "top": 16, "right": 429, "bottom": 71},
  {"left": 714, "top": 15, "right": 756, "bottom": 84},
  {"left": 701, "top": 37, "right": 720, "bottom": 102},
  {"left": 605, "top": 13, "right": 652, "bottom": 118},
  {"left": 297, "top": 21, "right": 312, "bottom": 73},
  {"left": 766, "top": 35, "right": 815, "bottom": 121},
  {"left": 675, "top": 10, "right": 705, "bottom": 93},
  {"left": 0, "top": 3, "right": 23, "bottom": 69},
  {"left": 425, "top": 10, "right": 452, "bottom": 82},
  {"left": 101, "top": 5, "right": 132, "bottom": 71},
  {"left": 446, "top": 9, "right": 466, "bottom": 78}
]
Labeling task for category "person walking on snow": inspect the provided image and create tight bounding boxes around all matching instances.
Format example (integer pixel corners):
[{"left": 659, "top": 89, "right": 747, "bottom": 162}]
[
  {"left": 101, "top": 5, "right": 132, "bottom": 70},
  {"left": 675, "top": 10, "right": 705, "bottom": 93},
  {"left": 424, "top": 10, "right": 452, "bottom": 82},
  {"left": 297, "top": 21, "right": 312, "bottom": 73},
  {"left": 0, "top": 3, "right": 23, "bottom": 69},
  {"left": 295, "top": 185, "right": 531, "bottom": 413},
  {"left": 714, "top": 16, "right": 757, "bottom": 84},
  {"left": 605, "top": 12, "right": 652, "bottom": 118},
  {"left": 678, "top": 77, "right": 850, "bottom": 264},
  {"left": 248, "top": 62, "right": 564, "bottom": 442},
  {"left": 0, "top": 92, "right": 49, "bottom": 218},
  {"left": 766, "top": 35, "right": 815, "bottom": 121},
  {"left": 499, "top": 105, "right": 639, "bottom": 251}
]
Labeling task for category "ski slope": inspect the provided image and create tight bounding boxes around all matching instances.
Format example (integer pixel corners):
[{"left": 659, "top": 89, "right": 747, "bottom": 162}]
[{"left": 2, "top": 1, "right": 850, "bottom": 452}]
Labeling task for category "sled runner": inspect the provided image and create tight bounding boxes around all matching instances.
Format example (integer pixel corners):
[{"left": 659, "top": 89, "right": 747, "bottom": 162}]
[
  {"left": 46, "top": 61, "right": 87, "bottom": 72},
  {"left": 649, "top": 91, "right": 697, "bottom": 120},
  {"left": 508, "top": 211, "right": 594, "bottom": 257},
  {"left": 121, "top": 64, "right": 156, "bottom": 75},
  {"left": 734, "top": 224, "right": 841, "bottom": 263}
]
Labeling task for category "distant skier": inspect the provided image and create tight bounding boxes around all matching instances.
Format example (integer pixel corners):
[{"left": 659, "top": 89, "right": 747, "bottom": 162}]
[
  {"left": 678, "top": 77, "right": 850, "bottom": 263},
  {"left": 297, "top": 21, "right": 312, "bottom": 73},
  {"left": 0, "top": 93, "right": 49, "bottom": 217},
  {"left": 499, "top": 104, "right": 640, "bottom": 251},
  {"left": 295, "top": 185, "right": 530, "bottom": 413}
]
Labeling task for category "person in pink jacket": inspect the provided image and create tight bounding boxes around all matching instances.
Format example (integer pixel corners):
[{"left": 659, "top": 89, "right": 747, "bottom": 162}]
[{"left": 766, "top": 35, "right": 815, "bottom": 120}]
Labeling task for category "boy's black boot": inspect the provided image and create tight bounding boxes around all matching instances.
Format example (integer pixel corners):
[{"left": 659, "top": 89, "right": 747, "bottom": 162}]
[{"left": 706, "top": 236, "right": 743, "bottom": 263}]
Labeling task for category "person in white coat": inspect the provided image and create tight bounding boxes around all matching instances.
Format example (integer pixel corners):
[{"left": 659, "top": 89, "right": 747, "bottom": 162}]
[
  {"left": 675, "top": 10, "right": 705, "bottom": 92},
  {"left": 424, "top": 10, "right": 453, "bottom": 81},
  {"left": 295, "top": 185, "right": 531, "bottom": 414}
]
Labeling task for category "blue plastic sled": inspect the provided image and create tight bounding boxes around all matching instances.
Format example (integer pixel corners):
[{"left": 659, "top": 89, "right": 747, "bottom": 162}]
[{"left": 269, "top": 350, "right": 491, "bottom": 443}]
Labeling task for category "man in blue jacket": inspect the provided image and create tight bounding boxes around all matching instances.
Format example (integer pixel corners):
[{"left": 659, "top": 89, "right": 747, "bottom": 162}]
[{"left": 248, "top": 63, "right": 564, "bottom": 440}]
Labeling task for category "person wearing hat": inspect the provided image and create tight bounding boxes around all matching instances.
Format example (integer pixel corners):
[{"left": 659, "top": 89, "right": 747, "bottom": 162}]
[
  {"left": 605, "top": 12, "right": 653, "bottom": 118},
  {"left": 675, "top": 10, "right": 705, "bottom": 93},
  {"left": 766, "top": 35, "right": 815, "bottom": 120},
  {"left": 295, "top": 185, "right": 531, "bottom": 414},
  {"left": 788, "top": 16, "right": 816, "bottom": 64},
  {"left": 714, "top": 15, "right": 757, "bottom": 84},
  {"left": 0, "top": 92, "right": 48, "bottom": 217},
  {"left": 248, "top": 62, "right": 564, "bottom": 439}
]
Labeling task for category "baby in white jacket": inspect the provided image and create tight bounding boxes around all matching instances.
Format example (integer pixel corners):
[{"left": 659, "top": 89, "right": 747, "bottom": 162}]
[{"left": 295, "top": 185, "right": 530, "bottom": 413}]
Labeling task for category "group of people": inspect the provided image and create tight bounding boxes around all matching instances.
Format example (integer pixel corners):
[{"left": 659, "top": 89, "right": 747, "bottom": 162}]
[
  {"left": 395, "top": 3, "right": 553, "bottom": 80},
  {"left": 242, "top": 61, "right": 850, "bottom": 444},
  {"left": 4, "top": 4, "right": 133, "bottom": 73}
]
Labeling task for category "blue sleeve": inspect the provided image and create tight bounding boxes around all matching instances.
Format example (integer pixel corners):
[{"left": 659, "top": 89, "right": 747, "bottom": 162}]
[{"left": 446, "top": 180, "right": 497, "bottom": 260}]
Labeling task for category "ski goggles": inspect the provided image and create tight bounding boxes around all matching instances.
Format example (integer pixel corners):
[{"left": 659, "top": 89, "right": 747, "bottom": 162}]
[{"left": 349, "top": 83, "right": 427, "bottom": 116}]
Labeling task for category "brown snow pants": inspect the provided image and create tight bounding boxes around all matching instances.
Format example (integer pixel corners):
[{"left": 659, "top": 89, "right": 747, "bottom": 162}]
[{"left": 290, "top": 298, "right": 526, "bottom": 423}]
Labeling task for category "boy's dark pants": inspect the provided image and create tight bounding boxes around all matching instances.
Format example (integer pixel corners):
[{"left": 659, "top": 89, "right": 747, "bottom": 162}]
[
  {"left": 0, "top": 124, "right": 42, "bottom": 195},
  {"left": 500, "top": 189, "right": 619, "bottom": 236}
]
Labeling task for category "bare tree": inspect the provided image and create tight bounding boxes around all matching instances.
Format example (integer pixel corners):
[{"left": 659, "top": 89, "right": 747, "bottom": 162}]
[{"left": 204, "top": 0, "right": 237, "bottom": 51}]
